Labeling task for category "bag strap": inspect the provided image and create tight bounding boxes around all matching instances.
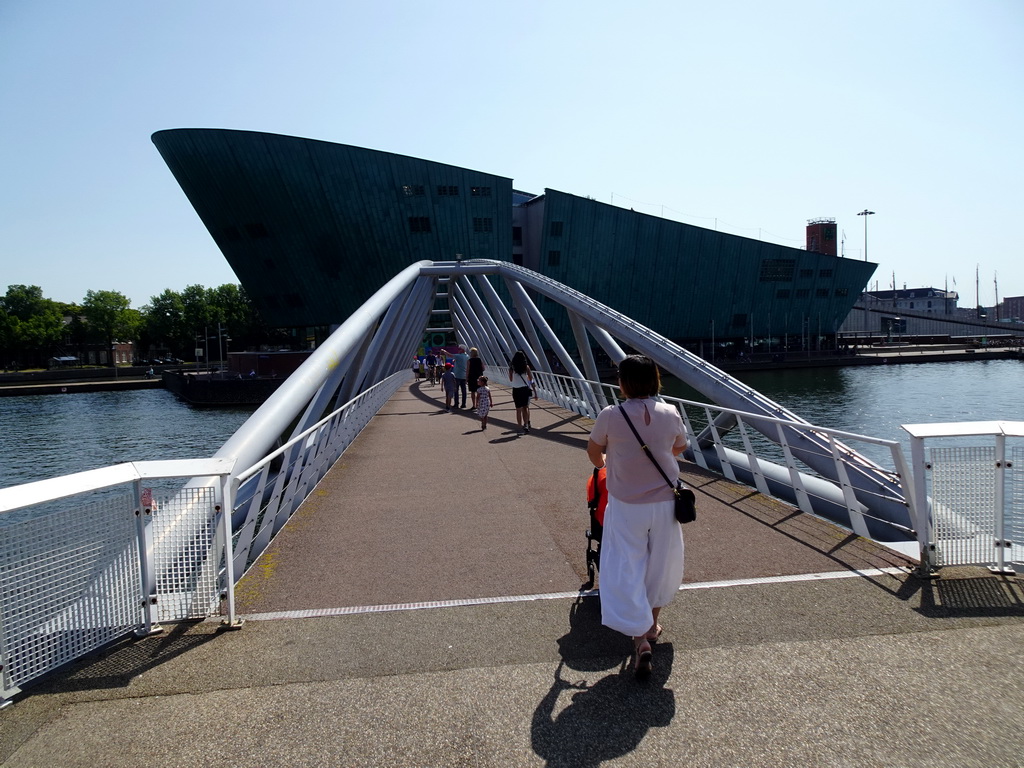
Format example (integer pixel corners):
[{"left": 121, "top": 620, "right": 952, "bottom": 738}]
[{"left": 618, "top": 404, "right": 676, "bottom": 491}]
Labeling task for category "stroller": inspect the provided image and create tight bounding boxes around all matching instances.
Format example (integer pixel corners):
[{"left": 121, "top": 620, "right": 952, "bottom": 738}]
[{"left": 583, "top": 467, "right": 607, "bottom": 589}]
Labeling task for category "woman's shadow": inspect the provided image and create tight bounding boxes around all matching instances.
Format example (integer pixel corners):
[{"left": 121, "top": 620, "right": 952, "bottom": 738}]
[{"left": 531, "top": 595, "right": 676, "bottom": 767}]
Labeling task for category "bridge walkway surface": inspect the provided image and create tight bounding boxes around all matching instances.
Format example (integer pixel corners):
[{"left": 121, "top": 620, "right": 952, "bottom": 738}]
[{"left": 3, "top": 380, "right": 1023, "bottom": 767}]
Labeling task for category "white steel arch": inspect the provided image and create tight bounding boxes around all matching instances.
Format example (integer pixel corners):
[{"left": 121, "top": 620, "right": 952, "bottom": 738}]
[{"left": 214, "top": 259, "right": 911, "bottom": 548}]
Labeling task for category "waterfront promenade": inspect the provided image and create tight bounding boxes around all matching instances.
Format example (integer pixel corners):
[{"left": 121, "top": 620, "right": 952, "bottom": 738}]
[{"left": 2, "top": 381, "right": 1023, "bottom": 767}]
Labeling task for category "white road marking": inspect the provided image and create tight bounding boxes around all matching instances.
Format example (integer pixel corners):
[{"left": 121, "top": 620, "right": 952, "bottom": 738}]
[{"left": 240, "top": 566, "right": 910, "bottom": 621}]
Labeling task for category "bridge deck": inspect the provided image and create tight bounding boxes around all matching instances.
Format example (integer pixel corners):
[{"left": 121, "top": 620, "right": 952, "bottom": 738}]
[
  {"left": 3, "top": 381, "right": 1023, "bottom": 767},
  {"left": 235, "top": 380, "right": 911, "bottom": 615}
]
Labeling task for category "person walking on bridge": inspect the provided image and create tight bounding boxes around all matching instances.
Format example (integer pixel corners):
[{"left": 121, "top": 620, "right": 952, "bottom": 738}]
[
  {"left": 586, "top": 355, "right": 687, "bottom": 679},
  {"left": 508, "top": 349, "right": 535, "bottom": 434},
  {"left": 450, "top": 345, "right": 469, "bottom": 408},
  {"left": 467, "top": 347, "right": 485, "bottom": 409}
]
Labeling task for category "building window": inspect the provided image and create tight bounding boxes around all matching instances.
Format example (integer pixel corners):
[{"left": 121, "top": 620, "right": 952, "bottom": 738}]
[
  {"left": 548, "top": 250, "right": 561, "bottom": 266},
  {"left": 401, "top": 184, "right": 424, "bottom": 196},
  {"left": 799, "top": 269, "right": 814, "bottom": 278},
  {"left": 473, "top": 217, "right": 493, "bottom": 233},
  {"left": 909, "top": 302, "right": 915, "bottom": 309},
  {"left": 471, "top": 186, "right": 492, "bottom": 197},
  {"left": 759, "top": 258, "right": 795, "bottom": 282},
  {"left": 796, "top": 289, "right": 810, "bottom": 298},
  {"left": 437, "top": 185, "right": 459, "bottom": 196},
  {"left": 835, "top": 288, "right": 848, "bottom": 297},
  {"left": 409, "top": 216, "right": 431, "bottom": 233},
  {"left": 776, "top": 289, "right": 791, "bottom": 299},
  {"left": 512, "top": 226, "right": 522, "bottom": 246},
  {"left": 819, "top": 269, "right": 833, "bottom": 278},
  {"left": 816, "top": 288, "right": 830, "bottom": 298},
  {"left": 549, "top": 221, "right": 564, "bottom": 237}
]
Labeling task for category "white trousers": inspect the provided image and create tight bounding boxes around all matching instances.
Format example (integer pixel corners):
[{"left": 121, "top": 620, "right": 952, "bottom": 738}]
[{"left": 599, "top": 493, "right": 685, "bottom": 638}]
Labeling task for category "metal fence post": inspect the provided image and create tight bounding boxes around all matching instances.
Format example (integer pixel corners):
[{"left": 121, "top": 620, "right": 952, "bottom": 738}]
[
  {"left": 134, "top": 479, "right": 161, "bottom": 635},
  {"left": 909, "top": 434, "right": 937, "bottom": 577},
  {"left": 220, "top": 475, "right": 243, "bottom": 629},
  {"left": 993, "top": 433, "right": 1010, "bottom": 573}
]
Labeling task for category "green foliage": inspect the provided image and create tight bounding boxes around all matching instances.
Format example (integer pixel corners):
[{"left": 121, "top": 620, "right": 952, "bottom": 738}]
[
  {"left": 81, "top": 290, "right": 134, "bottom": 361},
  {"left": 0, "top": 286, "right": 66, "bottom": 366},
  {"left": 0, "top": 281, "right": 281, "bottom": 369}
]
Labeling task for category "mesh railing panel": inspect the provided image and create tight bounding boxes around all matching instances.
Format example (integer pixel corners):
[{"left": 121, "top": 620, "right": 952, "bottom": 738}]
[
  {"left": 150, "top": 487, "right": 221, "bottom": 622},
  {"left": 0, "top": 493, "right": 140, "bottom": 697},
  {"left": 1010, "top": 446, "right": 1024, "bottom": 568},
  {"left": 929, "top": 446, "right": 997, "bottom": 567}
]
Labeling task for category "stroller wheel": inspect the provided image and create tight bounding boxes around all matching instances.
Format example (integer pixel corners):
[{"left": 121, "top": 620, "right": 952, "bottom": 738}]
[{"left": 584, "top": 557, "right": 596, "bottom": 590}]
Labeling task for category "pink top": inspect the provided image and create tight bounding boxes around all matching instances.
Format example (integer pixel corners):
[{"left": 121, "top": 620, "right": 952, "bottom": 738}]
[{"left": 589, "top": 398, "right": 687, "bottom": 504}]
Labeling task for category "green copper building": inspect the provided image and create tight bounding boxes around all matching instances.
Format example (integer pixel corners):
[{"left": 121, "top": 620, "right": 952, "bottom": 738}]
[{"left": 153, "top": 129, "right": 875, "bottom": 348}]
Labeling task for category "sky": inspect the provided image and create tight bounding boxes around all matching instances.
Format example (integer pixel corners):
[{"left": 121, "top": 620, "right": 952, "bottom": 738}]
[{"left": 2, "top": 1, "right": 1022, "bottom": 311}]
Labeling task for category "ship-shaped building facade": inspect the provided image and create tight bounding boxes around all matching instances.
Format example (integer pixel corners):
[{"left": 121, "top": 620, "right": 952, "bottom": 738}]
[{"left": 153, "top": 129, "right": 876, "bottom": 348}]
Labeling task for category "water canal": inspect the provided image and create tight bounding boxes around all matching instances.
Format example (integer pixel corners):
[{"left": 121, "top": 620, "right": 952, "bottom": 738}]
[{"left": 0, "top": 359, "right": 1020, "bottom": 490}]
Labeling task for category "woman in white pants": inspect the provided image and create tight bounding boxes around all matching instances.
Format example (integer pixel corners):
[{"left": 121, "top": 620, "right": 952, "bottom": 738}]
[{"left": 587, "top": 355, "right": 687, "bottom": 679}]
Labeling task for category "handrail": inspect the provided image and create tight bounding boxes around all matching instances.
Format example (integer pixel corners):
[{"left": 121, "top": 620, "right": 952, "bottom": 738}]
[{"left": 529, "top": 369, "right": 919, "bottom": 542}]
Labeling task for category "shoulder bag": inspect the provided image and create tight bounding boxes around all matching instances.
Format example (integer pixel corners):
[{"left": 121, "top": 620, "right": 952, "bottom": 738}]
[{"left": 618, "top": 404, "right": 696, "bottom": 524}]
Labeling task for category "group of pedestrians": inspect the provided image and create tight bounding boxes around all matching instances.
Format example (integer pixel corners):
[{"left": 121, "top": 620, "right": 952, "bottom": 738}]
[{"left": 424, "top": 345, "right": 536, "bottom": 434}]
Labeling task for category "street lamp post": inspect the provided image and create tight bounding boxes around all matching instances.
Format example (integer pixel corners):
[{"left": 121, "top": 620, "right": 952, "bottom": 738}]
[{"left": 857, "top": 209, "right": 875, "bottom": 262}]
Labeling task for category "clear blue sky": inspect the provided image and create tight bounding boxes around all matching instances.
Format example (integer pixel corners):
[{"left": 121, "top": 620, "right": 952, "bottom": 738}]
[{"left": 2, "top": 1, "right": 1021, "bottom": 311}]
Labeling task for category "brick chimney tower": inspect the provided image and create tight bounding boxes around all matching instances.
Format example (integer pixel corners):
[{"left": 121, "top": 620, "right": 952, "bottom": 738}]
[{"left": 806, "top": 218, "right": 837, "bottom": 256}]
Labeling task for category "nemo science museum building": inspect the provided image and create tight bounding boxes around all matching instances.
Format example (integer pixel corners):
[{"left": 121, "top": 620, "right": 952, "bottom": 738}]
[{"left": 153, "top": 129, "right": 875, "bottom": 352}]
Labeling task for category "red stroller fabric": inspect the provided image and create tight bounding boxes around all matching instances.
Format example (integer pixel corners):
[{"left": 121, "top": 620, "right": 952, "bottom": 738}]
[{"left": 587, "top": 467, "right": 608, "bottom": 526}]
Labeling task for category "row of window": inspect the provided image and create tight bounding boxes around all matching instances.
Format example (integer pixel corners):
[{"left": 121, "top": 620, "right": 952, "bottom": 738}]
[
  {"left": 401, "top": 185, "right": 493, "bottom": 197},
  {"left": 776, "top": 288, "right": 848, "bottom": 298},
  {"left": 408, "top": 217, "right": 494, "bottom": 234},
  {"left": 759, "top": 259, "right": 835, "bottom": 282}
]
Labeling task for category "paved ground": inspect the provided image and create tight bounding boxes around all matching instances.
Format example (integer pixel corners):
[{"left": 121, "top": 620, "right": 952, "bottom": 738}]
[{"left": 3, "top": 380, "right": 1023, "bottom": 767}]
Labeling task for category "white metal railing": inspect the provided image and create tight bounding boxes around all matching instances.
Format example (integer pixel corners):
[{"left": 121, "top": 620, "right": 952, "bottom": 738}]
[
  {"left": 0, "top": 371, "right": 408, "bottom": 705},
  {"left": 528, "top": 370, "right": 920, "bottom": 544},
  {"left": 0, "top": 459, "right": 235, "bottom": 702},
  {"left": 904, "top": 422, "right": 1024, "bottom": 575}
]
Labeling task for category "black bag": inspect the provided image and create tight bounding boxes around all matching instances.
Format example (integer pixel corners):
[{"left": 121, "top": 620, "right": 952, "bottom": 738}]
[
  {"left": 673, "top": 484, "right": 696, "bottom": 524},
  {"left": 618, "top": 405, "right": 696, "bottom": 524}
]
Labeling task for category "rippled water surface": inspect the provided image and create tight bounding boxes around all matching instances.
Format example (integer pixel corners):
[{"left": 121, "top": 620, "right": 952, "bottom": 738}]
[{"left": 0, "top": 389, "right": 255, "bottom": 489}]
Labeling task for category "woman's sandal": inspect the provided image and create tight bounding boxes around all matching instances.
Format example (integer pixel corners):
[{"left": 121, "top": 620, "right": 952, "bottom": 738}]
[
  {"left": 646, "top": 624, "right": 664, "bottom": 643},
  {"left": 634, "top": 638, "right": 653, "bottom": 680}
]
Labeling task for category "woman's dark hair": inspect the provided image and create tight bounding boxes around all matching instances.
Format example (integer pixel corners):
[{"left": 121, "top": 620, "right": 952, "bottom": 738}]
[
  {"left": 511, "top": 350, "right": 530, "bottom": 376},
  {"left": 617, "top": 355, "right": 661, "bottom": 398}
]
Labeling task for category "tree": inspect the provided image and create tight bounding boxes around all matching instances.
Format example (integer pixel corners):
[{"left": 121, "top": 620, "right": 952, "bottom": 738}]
[
  {"left": 142, "top": 289, "right": 188, "bottom": 357},
  {"left": 0, "top": 285, "right": 66, "bottom": 368},
  {"left": 81, "top": 290, "right": 134, "bottom": 366}
]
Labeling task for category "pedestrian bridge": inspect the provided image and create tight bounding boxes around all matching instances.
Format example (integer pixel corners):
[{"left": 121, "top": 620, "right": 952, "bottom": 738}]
[{"left": 0, "top": 260, "right": 1021, "bottom": 707}]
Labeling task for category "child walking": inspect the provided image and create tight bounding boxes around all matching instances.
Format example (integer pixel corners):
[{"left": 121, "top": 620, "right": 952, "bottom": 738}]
[
  {"left": 441, "top": 363, "right": 457, "bottom": 412},
  {"left": 476, "top": 376, "right": 492, "bottom": 429}
]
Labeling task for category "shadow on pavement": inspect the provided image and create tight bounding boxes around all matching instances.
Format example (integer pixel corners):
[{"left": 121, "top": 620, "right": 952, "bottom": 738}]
[{"left": 531, "top": 596, "right": 675, "bottom": 767}]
